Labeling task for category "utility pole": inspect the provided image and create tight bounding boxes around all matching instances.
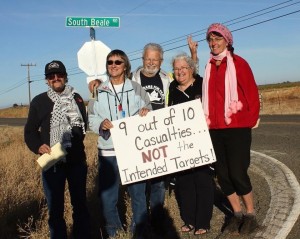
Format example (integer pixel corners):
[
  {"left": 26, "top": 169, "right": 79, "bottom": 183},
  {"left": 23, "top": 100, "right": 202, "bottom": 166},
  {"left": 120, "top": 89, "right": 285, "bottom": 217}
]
[{"left": 21, "top": 63, "right": 36, "bottom": 105}]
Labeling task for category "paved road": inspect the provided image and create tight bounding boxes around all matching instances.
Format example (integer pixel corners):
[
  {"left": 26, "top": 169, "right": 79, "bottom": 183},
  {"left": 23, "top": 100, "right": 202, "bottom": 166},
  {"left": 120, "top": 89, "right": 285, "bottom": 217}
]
[
  {"left": 0, "top": 118, "right": 27, "bottom": 126},
  {"left": 1, "top": 115, "right": 300, "bottom": 238},
  {"left": 251, "top": 115, "right": 300, "bottom": 239}
]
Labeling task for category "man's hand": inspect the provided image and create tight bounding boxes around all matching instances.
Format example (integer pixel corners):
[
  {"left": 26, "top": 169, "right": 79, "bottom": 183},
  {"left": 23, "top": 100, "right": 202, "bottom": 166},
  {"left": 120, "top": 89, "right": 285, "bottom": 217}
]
[
  {"left": 88, "top": 79, "right": 102, "bottom": 93},
  {"left": 38, "top": 144, "right": 51, "bottom": 155}
]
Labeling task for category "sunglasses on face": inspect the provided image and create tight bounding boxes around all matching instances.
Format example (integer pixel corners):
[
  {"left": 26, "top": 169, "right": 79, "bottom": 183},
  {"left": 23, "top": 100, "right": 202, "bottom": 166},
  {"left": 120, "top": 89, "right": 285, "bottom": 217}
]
[
  {"left": 107, "top": 60, "right": 124, "bottom": 65},
  {"left": 46, "top": 73, "right": 66, "bottom": 80}
]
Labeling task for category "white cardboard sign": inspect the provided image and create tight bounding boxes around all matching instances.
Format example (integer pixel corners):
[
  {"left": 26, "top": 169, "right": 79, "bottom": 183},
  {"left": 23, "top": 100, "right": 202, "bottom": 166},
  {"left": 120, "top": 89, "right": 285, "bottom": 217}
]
[{"left": 110, "top": 99, "right": 216, "bottom": 185}]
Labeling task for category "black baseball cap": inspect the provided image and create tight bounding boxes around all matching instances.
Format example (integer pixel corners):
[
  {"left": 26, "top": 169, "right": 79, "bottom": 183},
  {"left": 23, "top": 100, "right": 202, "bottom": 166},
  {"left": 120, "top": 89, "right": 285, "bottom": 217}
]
[{"left": 45, "top": 60, "right": 67, "bottom": 76}]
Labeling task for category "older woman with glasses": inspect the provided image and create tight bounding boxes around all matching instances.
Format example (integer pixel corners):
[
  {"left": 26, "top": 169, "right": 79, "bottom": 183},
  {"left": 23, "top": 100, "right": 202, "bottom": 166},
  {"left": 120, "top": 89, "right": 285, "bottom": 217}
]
[
  {"left": 202, "top": 23, "right": 260, "bottom": 235},
  {"left": 168, "top": 53, "right": 214, "bottom": 236},
  {"left": 88, "top": 49, "right": 152, "bottom": 238}
]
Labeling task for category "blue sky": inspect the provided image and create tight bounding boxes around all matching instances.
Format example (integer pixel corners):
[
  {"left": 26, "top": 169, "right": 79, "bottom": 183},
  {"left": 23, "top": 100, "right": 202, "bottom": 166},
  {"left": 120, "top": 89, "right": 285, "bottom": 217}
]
[{"left": 0, "top": 0, "right": 299, "bottom": 108}]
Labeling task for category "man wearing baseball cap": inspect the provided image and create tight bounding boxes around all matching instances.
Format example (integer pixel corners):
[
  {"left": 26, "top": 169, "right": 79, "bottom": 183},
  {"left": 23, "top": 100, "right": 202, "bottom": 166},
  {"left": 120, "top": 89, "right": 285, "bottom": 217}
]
[
  {"left": 45, "top": 60, "right": 66, "bottom": 74},
  {"left": 24, "top": 60, "right": 91, "bottom": 239}
]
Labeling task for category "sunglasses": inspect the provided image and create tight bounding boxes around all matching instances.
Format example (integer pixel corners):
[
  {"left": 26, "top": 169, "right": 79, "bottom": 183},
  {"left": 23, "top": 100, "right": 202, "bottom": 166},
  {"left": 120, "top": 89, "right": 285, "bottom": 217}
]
[
  {"left": 46, "top": 73, "right": 66, "bottom": 80},
  {"left": 107, "top": 60, "right": 124, "bottom": 65}
]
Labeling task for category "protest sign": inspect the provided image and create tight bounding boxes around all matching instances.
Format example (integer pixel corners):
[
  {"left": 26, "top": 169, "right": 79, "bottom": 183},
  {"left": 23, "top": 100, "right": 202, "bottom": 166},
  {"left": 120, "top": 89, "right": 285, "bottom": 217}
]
[{"left": 110, "top": 99, "right": 216, "bottom": 185}]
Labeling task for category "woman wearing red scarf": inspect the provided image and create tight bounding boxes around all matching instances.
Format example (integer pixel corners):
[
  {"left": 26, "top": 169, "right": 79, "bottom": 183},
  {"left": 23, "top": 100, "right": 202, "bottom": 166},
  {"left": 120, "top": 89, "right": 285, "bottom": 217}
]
[{"left": 202, "top": 23, "right": 260, "bottom": 235}]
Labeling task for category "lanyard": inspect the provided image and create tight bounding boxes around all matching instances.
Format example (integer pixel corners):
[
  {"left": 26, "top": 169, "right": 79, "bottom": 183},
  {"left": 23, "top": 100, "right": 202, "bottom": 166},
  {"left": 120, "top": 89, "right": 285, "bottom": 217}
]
[{"left": 110, "top": 81, "right": 125, "bottom": 117}]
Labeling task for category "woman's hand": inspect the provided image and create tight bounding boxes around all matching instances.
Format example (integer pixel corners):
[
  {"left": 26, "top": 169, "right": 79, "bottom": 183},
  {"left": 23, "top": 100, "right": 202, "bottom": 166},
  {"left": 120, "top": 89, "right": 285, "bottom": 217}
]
[
  {"left": 188, "top": 35, "right": 198, "bottom": 62},
  {"left": 139, "top": 107, "right": 150, "bottom": 117},
  {"left": 101, "top": 118, "right": 113, "bottom": 130}
]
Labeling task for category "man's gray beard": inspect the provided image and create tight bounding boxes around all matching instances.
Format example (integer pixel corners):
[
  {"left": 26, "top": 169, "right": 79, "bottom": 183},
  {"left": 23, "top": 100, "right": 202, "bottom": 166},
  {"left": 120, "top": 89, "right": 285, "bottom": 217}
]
[{"left": 143, "top": 67, "right": 159, "bottom": 76}]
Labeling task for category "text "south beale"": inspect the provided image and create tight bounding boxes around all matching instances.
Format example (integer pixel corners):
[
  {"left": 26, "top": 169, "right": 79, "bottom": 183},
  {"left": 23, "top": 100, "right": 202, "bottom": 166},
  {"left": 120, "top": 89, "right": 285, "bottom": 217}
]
[{"left": 67, "top": 18, "right": 110, "bottom": 27}]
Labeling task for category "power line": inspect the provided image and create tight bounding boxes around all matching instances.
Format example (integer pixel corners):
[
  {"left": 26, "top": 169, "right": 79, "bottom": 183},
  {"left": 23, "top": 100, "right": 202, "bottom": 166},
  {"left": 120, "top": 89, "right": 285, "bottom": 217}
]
[
  {"left": 161, "top": 8, "right": 300, "bottom": 53},
  {"left": 129, "top": 7, "right": 300, "bottom": 61},
  {"left": 0, "top": 81, "right": 27, "bottom": 96},
  {"left": 119, "top": 0, "right": 152, "bottom": 17},
  {"left": 127, "top": 0, "right": 300, "bottom": 57},
  {"left": 230, "top": 9, "right": 300, "bottom": 34},
  {"left": 190, "top": 1, "right": 300, "bottom": 41},
  {"left": 27, "top": 66, "right": 82, "bottom": 82},
  {"left": 0, "top": 68, "right": 85, "bottom": 97},
  {"left": 31, "top": 69, "right": 85, "bottom": 83}
]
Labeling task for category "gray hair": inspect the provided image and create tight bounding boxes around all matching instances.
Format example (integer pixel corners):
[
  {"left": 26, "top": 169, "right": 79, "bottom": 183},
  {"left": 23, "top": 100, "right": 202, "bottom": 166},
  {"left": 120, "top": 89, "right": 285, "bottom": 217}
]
[
  {"left": 172, "top": 53, "right": 196, "bottom": 75},
  {"left": 143, "top": 43, "right": 164, "bottom": 60}
]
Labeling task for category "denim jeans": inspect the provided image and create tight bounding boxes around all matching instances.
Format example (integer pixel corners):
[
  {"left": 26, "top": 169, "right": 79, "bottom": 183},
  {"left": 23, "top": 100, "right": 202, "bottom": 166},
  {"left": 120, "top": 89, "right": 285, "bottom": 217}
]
[
  {"left": 127, "top": 181, "right": 148, "bottom": 238},
  {"left": 42, "top": 161, "right": 90, "bottom": 239},
  {"left": 98, "top": 154, "right": 148, "bottom": 238},
  {"left": 148, "top": 178, "right": 165, "bottom": 220},
  {"left": 98, "top": 155, "right": 123, "bottom": 237}
]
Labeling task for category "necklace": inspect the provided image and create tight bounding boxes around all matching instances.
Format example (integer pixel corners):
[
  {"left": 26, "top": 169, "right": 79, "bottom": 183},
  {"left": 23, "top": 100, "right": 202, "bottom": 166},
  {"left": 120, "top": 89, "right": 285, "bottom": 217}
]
[{"left": 110, "top": 81, "right": 125, "bottom": 118}]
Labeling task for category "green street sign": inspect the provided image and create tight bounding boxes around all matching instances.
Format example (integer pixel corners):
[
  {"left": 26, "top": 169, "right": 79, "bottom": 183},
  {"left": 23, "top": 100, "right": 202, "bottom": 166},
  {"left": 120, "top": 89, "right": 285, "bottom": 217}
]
[{"left": 66, "top": 17, "right": 120, "bottom": 27}]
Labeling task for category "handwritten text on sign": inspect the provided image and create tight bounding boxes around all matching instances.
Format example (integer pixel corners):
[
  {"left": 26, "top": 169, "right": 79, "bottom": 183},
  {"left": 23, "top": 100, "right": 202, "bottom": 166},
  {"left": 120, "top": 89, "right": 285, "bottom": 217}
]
[{"left": 110, "top": 99, "right": 216, "bottom": 185}]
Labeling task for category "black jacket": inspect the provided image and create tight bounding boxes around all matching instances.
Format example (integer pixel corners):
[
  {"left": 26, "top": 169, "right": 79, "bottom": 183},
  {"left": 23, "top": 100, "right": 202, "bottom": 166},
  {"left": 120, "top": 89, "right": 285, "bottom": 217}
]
[
  {"left": 168, "top": 74, "right": 203, "bottom": 106},
  {"left": 24, "top": 91, "right": 87, "bottom": 163}
]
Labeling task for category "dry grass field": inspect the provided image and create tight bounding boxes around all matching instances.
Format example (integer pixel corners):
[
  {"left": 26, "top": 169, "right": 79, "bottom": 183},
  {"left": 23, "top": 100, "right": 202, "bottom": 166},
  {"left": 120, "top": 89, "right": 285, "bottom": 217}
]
[
  {"left": 0, "top": 106, "right": 29, "bottom": 118},
  {"left": 0, "top": 127, "right": 184, "bottom": 239},
  {"left": 259, "top": 85, "right": 300, "bottom": 115}
]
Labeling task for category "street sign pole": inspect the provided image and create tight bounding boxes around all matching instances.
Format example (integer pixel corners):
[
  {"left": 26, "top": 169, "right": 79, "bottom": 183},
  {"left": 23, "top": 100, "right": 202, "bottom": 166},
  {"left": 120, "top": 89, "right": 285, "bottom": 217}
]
[
  {"left": 90, "top": 27, "right": 95, "bottom": 40},
  {"left": 91, "top": 28, "right": 98, "bottom": 82}
]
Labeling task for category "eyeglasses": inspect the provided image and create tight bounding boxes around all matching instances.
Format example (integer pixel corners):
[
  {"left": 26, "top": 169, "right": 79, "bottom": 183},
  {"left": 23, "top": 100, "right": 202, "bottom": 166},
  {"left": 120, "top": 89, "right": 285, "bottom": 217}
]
[
  {"left": 107, "top": 60, "right": 124, "bottom": 65},
  {"left": 46, "top": 73, "right": 66, "bottom": 80},
  {"left": 207, "top": 37, "right": 224, "bottom": 43},
  {"left": 173, "top": 66, "right": 190, "bottom": 72},
  {"left": 143, "top": 58, "right": 161, "bottom": 63}
]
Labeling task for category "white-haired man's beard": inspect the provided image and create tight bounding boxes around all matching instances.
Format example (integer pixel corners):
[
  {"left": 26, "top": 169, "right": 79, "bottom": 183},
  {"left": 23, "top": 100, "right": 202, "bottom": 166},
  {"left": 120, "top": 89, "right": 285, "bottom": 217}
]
[{"left": 143, "top": 65, "right": 159, "bottom": 76}]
